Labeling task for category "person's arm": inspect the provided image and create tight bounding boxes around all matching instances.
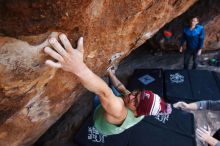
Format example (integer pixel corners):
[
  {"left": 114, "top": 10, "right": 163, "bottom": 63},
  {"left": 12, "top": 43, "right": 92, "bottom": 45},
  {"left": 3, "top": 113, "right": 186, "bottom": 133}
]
[
  {"left": 44, "top": 34, "right": 127, "bottom": 121},
  {"left": 197, "top": 27, "right": 205, "bottom": 55},
  {"left": 196, "top": 127, "right": 219, "bottom": 146},
  {"left": 198, "top": 27, "right": 205, "bottom": 50},
  {"left": 189, "top": 100, "right": 220, "bottom": 111},
  {"left": 174, "top": 100, "right": 220, "bottom": 111},
  {"left": 108, "top": 69, "right": 130, "bottom": 96},
  {"left": 200, "top": 100, "right": 220, "bottom": 111},
  {"left": 173, "top": 101, "right": 198, "bottom": 110}
]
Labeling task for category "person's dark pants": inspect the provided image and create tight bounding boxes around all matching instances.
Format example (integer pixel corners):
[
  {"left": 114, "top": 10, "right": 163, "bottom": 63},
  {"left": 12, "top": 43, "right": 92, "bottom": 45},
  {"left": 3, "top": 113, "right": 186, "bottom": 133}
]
[{"left": 184, "top": 49, "right": 199, "bottom": 69}]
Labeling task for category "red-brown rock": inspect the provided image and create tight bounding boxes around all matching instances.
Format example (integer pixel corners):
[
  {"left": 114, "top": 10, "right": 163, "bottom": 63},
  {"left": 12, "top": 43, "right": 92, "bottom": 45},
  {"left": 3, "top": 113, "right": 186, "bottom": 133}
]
[{"left": 0, "top": 1, "right": 198, "bottom": 146}]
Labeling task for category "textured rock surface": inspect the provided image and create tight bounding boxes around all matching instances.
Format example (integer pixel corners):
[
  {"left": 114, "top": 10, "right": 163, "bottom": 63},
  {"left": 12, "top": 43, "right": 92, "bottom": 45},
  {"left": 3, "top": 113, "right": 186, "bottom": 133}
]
[
  {"left": 0, "top": 0, "right": 199, "bottom": 146},
  {"left": 147, "top": 0, "right": 220, "bottom": 51}
]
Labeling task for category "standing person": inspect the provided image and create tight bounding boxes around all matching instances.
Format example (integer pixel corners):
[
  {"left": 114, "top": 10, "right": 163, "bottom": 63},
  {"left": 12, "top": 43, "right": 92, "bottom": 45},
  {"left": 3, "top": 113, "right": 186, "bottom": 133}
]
[
  {"left": 179, "top": 16, "right": 205, "bottom": 69},
  {"left": 174, "top": 100, "right": 220, "bottom": 146},
  {"left": 44, "top": 33, "right": 171, "bottom": 136}
]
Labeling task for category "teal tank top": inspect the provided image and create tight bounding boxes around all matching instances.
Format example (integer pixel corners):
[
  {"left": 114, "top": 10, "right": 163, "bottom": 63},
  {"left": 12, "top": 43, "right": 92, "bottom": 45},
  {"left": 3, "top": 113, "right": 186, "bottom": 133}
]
[{"left": 93, "top": 105, "right": 144, "bottom": 135}]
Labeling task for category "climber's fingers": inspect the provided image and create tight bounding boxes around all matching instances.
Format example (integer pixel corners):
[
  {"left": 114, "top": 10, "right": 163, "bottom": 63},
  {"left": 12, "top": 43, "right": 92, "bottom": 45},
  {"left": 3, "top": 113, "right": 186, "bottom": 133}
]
[
  {"left": 49, "top": 37, "right": 68, "bottom": 57},
  {"left": 77, "top": 37, "right": 84, "bottom": 53},
  {"left": 45, "top": 60, "right": 62, "bottom": 68},
  {"left": 44, "top": 47, "right": 64, "bottom": 62},
  {"left": 59, "top": 33, "right": 74, "bottom": 53}
]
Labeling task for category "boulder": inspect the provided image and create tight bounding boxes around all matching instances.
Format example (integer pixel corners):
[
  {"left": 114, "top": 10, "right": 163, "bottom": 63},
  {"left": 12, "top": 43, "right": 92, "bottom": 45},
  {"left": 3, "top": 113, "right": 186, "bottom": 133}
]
[{"left": 0, "top": 0, "right": 198, "bottom": 146}]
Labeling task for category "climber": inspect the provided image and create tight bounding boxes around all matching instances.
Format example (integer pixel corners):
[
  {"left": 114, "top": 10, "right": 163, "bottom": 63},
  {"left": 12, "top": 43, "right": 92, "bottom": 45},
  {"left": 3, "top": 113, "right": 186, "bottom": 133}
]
[
  {"left": 44, "top": 34, "right": 171, "bottom": 136},
  {"left": 179, "top": 16, "right": 205, "bottom": 69},
  {"left": 174, "top": 100, "right": 220, "bottom": 146}
]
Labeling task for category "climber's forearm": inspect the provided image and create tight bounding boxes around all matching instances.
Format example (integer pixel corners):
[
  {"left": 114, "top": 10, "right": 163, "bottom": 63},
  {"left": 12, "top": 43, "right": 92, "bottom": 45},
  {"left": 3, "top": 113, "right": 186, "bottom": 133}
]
[
  {"left": 74, "top": 64, "right": 114, "bottom": 102},
  {"left": 187, "top": 102, "right": 199, "bottom": 110},
  {"left": 108, "top": 71, "right": 130, "bottom": 96},
  {"left": 73, "top": 63, "right": 126, "bottom": 118}
]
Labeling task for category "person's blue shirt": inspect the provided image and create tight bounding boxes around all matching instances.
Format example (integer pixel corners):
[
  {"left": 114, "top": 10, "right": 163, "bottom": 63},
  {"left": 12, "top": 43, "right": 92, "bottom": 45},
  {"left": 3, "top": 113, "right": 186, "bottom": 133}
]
[{"left": 180, "top": 25, "right": 205, "bottom": 51}]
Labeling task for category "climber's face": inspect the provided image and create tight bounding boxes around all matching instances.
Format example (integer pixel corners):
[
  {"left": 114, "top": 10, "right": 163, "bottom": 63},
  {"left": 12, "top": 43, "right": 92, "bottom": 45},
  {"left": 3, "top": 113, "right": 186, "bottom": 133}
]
[{"left": 123, "top": 90, "right": 140, "bottom": 111}]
